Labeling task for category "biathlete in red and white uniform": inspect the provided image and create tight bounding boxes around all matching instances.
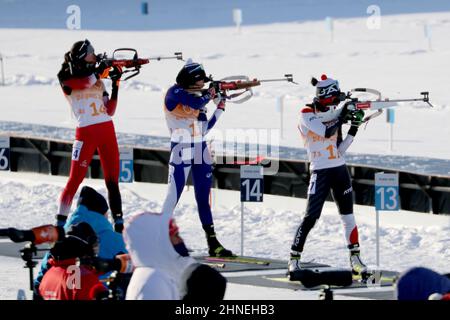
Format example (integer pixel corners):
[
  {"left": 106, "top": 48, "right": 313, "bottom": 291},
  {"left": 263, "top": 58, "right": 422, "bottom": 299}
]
[
  {"left": 288, "top": 75, "right": 368, "bottom": 278},
  {"left": 55, "top": 39, "right": 124, "bottom": 233}
]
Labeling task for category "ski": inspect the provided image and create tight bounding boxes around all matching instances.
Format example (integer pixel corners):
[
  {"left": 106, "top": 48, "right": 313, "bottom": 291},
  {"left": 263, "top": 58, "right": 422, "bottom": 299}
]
[
  {"left": 205, "top": 262, "right": 226, "bottom": 269},
  {"left": 352, "top": 270, "right": 398, "bottom": 285},
  {"left": 205, "top": 256, "right": 271, "bottom": 266}
]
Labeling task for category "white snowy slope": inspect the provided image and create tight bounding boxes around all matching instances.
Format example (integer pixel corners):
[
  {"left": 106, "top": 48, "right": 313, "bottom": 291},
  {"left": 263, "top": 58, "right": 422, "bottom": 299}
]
[
  {"left": 0, "top": 171, "right": 448, "bottom": 300},
  {"left": 1, "top": 11, "right": 450, "bottom": 160}
]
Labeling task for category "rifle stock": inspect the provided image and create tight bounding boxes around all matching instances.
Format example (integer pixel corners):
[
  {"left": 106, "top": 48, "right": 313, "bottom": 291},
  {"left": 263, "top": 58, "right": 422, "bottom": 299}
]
[{"left": 218, "top": 79, "right": 261, "bottom": 90}]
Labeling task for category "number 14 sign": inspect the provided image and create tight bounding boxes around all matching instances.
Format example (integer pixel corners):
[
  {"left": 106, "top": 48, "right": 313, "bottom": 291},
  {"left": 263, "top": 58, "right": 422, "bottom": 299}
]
[
  {"left": 240, "top": 165, "right": 263, "bottom": 202},
  {"left": 375, "top": 173, "right": 399, "bottom": 211}
]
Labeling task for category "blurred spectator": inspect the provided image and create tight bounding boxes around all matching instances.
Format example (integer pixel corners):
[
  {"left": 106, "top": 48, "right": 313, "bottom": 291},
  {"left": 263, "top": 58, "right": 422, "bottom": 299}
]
[
  {"left": 34, "top": 186, "right": 128, "bottom": 298},
  {"left": 38, "top": 222, "right": 108, "bottom": 300},
  {"left": 124, "top": 212, "right": 226, "bottom": 300},
  {"left": 396, "top": 267, "right": 450, "bottom": 300}
]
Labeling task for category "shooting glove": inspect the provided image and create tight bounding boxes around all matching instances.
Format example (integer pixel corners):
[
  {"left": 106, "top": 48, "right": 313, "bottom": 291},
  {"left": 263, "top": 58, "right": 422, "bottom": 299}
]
[
  {"left": 339, "top": 102, "right": 354, "bottom": 122},
  {"left": 347, "top": 110, "right": 365, "bottom": 136},
  {"left": 95, "top": 61, "right": 110, "bottom": 78},
  {"left": 109, "top": 66, "right": 123, "bottom": 86},
  {"left": 348, "top": 110, "right": 365, "bottom": 126},
  {"left": 213, "top": 91, "right": 225, "bottom": 106},
  {"left": 353, "top": 110, "right": 365, "bottom": 125},
  {"left": 207, "top": 84, "right": 218, "bottom": 100}
]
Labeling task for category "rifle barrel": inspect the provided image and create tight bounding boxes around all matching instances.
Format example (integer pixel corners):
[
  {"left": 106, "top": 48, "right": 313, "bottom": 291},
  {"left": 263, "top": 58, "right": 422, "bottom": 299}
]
[
  {"left": 259, "top": 78, "right": 292, "bottom": 83},
  {"left": 259, "top": 74, "right": 296, "bottom": 84},
  {"left": 385, "top": 98, "right": 426, "bottom": 102},
  {"left": 148, "top": 56, "right": 181, "bottom": 61},
  {"left": 148, "top": 52, "right": 183, "bottom": 61}
]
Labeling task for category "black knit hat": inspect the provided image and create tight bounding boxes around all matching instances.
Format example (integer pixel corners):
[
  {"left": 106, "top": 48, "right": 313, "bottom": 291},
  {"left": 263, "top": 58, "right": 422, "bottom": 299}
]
[
  {"left": 50, "top": 222, "right": 98, "bottom": 260},
  {"left": 183, "top": 264, "right": 227, "bottom": 301},
  {"left": 77, "top": 186, "right": 109, "bottom": 215}
]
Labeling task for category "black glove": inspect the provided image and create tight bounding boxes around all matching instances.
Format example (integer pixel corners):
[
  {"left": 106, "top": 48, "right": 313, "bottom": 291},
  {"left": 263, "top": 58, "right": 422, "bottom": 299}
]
[
  {"left": 109, "top": 66, "right": 123, "bottom": 85},
  {"left": 95, "top": 61, "right": 110, "bottom": 76},
  {"left": 338, "top": 102, "right": 354, "bottom": 122},
  {"left": 209, "top": 81, "right": 220, "bottom": 93}
]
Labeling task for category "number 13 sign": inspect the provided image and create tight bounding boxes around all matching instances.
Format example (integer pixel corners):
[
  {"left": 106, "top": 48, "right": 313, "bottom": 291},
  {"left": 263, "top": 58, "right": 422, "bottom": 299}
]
[{"left": 375, "top": 173, "right": 399, "bottom": 211}]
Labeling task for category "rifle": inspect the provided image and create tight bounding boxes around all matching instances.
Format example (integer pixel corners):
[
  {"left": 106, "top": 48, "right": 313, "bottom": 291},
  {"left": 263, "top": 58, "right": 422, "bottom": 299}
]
[
  {"left": 96, "top": 49, "right": 183, "bottom": 81},
  {"left": 343, "top": 89, "right": 433, "bottom": 123},
  {"left": 206, "top": 74, "right": 297, "bottom": 104}
]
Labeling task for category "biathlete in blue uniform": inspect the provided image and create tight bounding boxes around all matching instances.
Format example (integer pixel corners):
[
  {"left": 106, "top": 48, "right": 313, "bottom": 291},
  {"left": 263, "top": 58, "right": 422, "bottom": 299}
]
[{"left": 161, "top": 59, "right": 233, "bottom": 257}]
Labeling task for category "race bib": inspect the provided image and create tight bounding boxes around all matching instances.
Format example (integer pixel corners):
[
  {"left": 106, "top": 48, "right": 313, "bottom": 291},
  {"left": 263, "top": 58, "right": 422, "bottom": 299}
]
[
  {"left": 72, "top": 140, "right": 83, "bottom": 161},
  {"left": 308, "top": 173, "right": 317, "bottom": 195}
]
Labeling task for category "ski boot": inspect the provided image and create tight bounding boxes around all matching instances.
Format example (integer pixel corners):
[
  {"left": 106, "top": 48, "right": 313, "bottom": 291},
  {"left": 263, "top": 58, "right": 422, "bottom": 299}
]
[
  {"left": 203, "top": 224, "right": 234, "bottom": 257},
  {"left": 287, "top": 252, "right": 302, "bottom": 280},
  {"left": 207, "top": 236, "right": 234, "bottom": 257},
  {"left": 348, "top": 244, "right": 369, "bottom": 280}
]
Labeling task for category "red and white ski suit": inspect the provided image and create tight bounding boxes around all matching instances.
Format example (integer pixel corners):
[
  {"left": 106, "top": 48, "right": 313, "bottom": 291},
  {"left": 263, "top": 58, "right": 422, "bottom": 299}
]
[{"left": 57, "top": 73, "right": 122, "bottom": 219}]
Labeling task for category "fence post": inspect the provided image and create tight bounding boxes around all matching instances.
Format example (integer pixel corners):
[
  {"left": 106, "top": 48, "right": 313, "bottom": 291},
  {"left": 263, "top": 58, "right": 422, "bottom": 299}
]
[{"left": 0, "top": 53, "right": 5, "bottom": 86}]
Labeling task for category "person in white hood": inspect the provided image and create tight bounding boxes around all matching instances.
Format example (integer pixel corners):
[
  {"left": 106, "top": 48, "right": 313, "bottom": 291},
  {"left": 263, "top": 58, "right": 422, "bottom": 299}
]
[{"left": 123, "top": 212, "right": 227, "bottom": 300}]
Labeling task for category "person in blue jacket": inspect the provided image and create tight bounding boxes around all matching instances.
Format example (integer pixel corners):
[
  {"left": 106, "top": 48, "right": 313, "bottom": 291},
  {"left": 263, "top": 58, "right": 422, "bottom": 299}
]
[
  {"left": 396, "top": 267, "right": 450, "bottom": 300},
  {"left": 34, "top": 186, "right": 127, "bottom": 298},
  {"left": 160, "top": 59, "right": 233, "bottom": 257}
]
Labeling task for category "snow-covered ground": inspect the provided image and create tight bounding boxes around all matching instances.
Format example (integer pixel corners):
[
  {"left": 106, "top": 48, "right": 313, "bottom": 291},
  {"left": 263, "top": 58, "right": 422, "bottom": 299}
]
[
  {"left": 0, "top": 171, "right": 448, "bottom": 299},
  {"left": 1, "top": 11, "right": 450, "bottom": 160}
]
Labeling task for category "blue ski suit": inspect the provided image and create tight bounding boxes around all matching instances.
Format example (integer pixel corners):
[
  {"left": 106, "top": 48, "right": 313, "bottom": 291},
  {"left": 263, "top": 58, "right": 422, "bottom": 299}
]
[{"left": 161, "top": 84, "right": 223, "bottom": 226}]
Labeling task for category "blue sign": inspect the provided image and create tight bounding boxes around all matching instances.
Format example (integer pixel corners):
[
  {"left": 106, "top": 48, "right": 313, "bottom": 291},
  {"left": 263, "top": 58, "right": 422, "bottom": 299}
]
[
  {"left": 386, "top": 108, "right": 395, "bottom": 124},
  {"left": 375, "top": 173, "right": 399, "bottom": 211},
  {"left": 119, "top": 148, "right": 134, "bottom": 183},
  {"left": 141, "top": 2, "right": 149, "bottom": 15},
  {"left": 240, "top": 165, "right": 263, "bottom": 202},
  {"left": 0, "top": 136, "right": 10, "bottom": 171}
]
